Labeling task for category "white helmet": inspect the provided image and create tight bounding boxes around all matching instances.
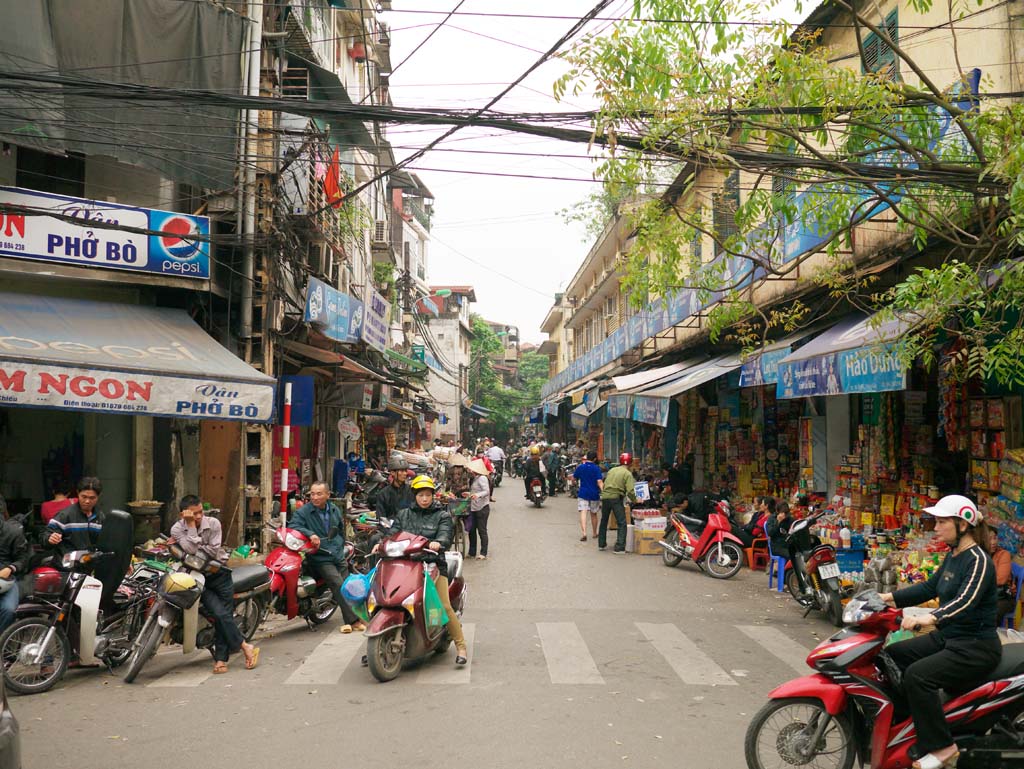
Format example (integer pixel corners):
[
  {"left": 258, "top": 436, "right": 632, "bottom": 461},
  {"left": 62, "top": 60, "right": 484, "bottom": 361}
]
[
  {"left": 924, "top": 494, "right": 982, "bottom": 525},
  {"left": 552, "top": 443, "right": 561, "bottom": 450}
]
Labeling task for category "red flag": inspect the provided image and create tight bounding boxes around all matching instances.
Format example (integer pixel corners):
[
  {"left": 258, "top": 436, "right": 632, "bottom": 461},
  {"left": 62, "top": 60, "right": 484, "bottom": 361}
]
[{"left": 323, "top": 147, "right": 344, "bottom": 208}]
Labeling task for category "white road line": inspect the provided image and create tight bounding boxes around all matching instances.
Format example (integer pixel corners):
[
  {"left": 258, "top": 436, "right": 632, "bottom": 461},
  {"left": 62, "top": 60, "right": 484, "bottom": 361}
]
[
  {"left": 736, "top": 625, "right": 812, "bottom": 675},
  {"left": 416, "top": 623, "right": 475, "bottom": 685},
  {"left": 537, "top": 622, "right": 604, "bottom": 685},
  {"left": 284, "top": 630, "right": 364, "bottom": 685},
  {"left": 635, "top": 622, "right": 737, "bottom": 686},
  {"left": 147, "top": 653, "right": 215, "bottom": 688}
]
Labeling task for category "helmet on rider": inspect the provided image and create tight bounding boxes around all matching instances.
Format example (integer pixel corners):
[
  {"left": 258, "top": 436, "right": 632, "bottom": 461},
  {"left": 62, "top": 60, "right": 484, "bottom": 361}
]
[
  {"left": 924, "top": 494, "right": 983, "bottom": 546},
  {"left": 410, "top": 475, "right": 436, "bottom": 492},
  {"left": 388, "top": 455, "right": 410, "bottom": 472},
  {"left": 530, "top": 446, "right": 541, "bottom": 456},
  {"left": 552, "top": 443, "right": 560, "bottom": 450},
  {"left": 619, "top": 452, "right": 631, "bottom": 465}
]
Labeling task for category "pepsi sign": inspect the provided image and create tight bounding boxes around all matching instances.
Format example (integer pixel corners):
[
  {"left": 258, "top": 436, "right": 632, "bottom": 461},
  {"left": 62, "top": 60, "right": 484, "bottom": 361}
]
[{"left": 0, "top": 186, "right": 210, "bottom": 280}]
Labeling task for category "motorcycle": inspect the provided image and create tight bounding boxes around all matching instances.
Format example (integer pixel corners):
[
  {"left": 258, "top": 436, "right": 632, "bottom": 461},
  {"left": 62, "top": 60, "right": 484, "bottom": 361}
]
[
  {"left": 492, "top": 461, "right": 503, "bottom": 488},
  {"left": 564, "top": 462, "right": 580, "bottom": 498},
  {"left": 745, "top": 591, "right": 1024, "bottom": 769},
  {"left": 0, "top": 510, "right": 158, "bottom": 694},
  {"left": 122, "top": 542, "right": 270, "bottom": 683},
  {"left": 511, "top": 456, "right": 524, "bottom": 479},
  {"left": 658, "top": 501, "right": 745, "bottom": 579},
  {"left": 784, "top": 508, "right": 846, "bottom": 627},
  {"left": 528, "top": 476, "right": 546, "bottom": 508},
  {"left": 257, "top": 523, "right": 344, "bottom": 627},
  {"left": 364, "top": 531, "right": 465, "bottom": 682}
]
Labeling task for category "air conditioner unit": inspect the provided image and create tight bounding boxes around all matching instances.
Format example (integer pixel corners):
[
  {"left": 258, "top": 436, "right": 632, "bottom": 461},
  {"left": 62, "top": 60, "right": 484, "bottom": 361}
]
[{"left": 372, "top": 219, "right": 389, "bottom": 245}]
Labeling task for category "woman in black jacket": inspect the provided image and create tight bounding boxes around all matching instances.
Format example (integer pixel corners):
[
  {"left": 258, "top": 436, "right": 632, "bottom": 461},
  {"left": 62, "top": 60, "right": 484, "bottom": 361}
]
[{"left": 879, "top": 495, "right": 1000, "bottom": 769}]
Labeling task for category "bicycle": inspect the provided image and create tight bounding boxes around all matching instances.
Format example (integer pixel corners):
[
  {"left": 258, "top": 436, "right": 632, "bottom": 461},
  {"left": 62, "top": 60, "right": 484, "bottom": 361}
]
[{"left": 448, "top": 498, "right": 470, "bottom": 556}]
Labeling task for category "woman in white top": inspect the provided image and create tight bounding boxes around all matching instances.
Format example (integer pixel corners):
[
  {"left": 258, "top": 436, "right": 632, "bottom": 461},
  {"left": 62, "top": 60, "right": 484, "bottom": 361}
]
[{"left": 465, "top": 459, "right": 492, "bottom": 560}]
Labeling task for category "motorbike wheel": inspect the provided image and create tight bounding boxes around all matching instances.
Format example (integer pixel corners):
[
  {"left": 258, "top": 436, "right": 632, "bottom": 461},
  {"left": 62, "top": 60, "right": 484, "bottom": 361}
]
[
  {"left": 662, "top": 529, "right": 684, "bottom": 568},
  {"left": 744, "top": 698, "right": 855, "bottom": 769},
  {"left": 785, "top": 569, "right": 813, "bottom": 607},
  {"left": 0, "top": 618, "right": 71, "bottom": 695},
  {"left": 826, "top": 590, "right": 845, "bottom": 628},
  {"left": 235, "top": 596, "right": 264, "bottom": 642},
  {"left": 122, "top": 614, "right": 164, "bottom": 684},
  {"left": 367, "top": 627, "right": 404, "bottom": 682},
  {"left": 306, "top": 588, "right": 338, "bottom": 625},
  {"left": 703, "top": 542, "right": 744, "bottom": 579}
]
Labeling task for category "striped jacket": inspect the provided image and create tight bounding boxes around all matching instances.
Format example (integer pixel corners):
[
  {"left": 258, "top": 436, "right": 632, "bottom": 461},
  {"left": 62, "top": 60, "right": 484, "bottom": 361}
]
[{"left": 44, "top": 503, "right": 105, "bottom": 555}]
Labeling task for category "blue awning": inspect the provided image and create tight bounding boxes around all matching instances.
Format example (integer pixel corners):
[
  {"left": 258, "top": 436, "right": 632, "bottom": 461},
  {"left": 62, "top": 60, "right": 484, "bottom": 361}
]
[
  {"left": 776, "top": 312, "right": 915, "bottom": 399},
  {"left": 0, "top": 291, "right": 275, "bottom": 421}
]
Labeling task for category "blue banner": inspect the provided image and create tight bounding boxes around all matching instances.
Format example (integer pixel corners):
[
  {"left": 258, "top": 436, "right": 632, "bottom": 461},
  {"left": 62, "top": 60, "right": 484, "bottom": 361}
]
[
  {"left": 627, "top": 314, "right": 644, "bottom": 348},
  {"left": 612, "top": 326, "right": 627, "bottom": 358},
  {"left": 607, "top": 394, "right": 632, "bottom": 419},
  {"left": 304, "top": 277, "right": 364, "bottom": 344},
  {"left": 632, "top": 395, "right": 671, "bottom": 427},
  {"left": 777, "top": 344, "right": 905, "bottom": 399},
  {"left": 738, "top": 347, "right": 792, "bottom": 387}
]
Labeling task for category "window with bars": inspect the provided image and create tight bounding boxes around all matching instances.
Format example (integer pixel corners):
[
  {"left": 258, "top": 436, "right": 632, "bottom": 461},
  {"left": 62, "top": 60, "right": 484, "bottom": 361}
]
[
  {"left": 712, "top": 171, "right": 740, "bottom": 257},
  {"left": 861, "top": 11, "right": 899, "bottom": 80},
  {"left": 604, "top": 296, "right": 618, "bottom": 333}
]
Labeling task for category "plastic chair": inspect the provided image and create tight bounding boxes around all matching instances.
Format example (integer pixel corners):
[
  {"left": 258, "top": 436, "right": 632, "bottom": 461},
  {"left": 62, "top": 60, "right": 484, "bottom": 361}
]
[
  {"left": 766, "top": 537, "right": 787, "bottom": 592},
  {"left": 745, "top": 536, "right": 769, "bottom": 571},
  {"left": 1001, "top": 562, "right": 1024, "bottom": 629}
]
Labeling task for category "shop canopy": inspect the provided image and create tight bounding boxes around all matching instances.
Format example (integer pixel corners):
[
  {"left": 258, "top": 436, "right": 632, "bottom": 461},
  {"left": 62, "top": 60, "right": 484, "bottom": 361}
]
[
  {"left": 737, "top": 326, "right": 826, "bottom": 388},
  {"left": 637, "top": 353, "right": 744, "bottom": 399},
  {"left": 0, "top": 292, "right": 275, "bottom": 422},
  {"left": 613, "top": 357, "right": 706, "bottom": 394},
  {"left": 776, "top": 311, "right": 918, "bottom": 399},
  {"left": 279, "top": 339, "right": 388, "bottom": 382}
]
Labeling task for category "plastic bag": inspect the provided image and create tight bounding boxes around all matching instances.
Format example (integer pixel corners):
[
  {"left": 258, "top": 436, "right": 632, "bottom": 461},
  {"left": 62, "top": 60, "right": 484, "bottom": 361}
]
[
  {"left": 422, "top": 565, "right": 449, "bottom": 632},
  {"left": 342, "top": 567, "right": 376, "bottom": 623}
]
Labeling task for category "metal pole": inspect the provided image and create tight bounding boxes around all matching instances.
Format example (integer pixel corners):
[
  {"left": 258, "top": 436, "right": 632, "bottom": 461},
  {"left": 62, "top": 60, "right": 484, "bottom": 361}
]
[
  {"left": 280, "top": 381, "right": 292, "bottom": 527},
  {"left": 240, "top": 0, "right": 263, "bottom": 343}
]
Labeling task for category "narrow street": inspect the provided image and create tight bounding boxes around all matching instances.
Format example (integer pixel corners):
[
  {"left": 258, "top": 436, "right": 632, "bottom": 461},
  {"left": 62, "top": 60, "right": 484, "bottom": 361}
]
[{"left": 15, "top": 483, "right": 834, "bottom": 769}]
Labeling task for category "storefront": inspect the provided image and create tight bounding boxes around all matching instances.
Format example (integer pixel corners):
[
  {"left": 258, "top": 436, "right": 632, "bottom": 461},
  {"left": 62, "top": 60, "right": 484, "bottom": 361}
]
[{"left": 0, "top": 290, "right": 275, "bottom": 538}]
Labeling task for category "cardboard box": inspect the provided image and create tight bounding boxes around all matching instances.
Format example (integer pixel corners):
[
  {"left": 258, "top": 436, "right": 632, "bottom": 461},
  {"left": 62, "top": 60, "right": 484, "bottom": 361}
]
[
  {"left": 635, "top": 516, "right": 667, "bottom": 531},
  {"left": 633, "top": 529, "right": 663, "bottom": 555}
]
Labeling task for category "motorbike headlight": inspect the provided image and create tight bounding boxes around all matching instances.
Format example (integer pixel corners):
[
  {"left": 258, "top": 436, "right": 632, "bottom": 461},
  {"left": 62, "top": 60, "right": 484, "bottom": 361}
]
[
  {"left": 385, "top": 540, "right": 410, "bottom": 557},
  {"left": 284, "top": 532, "right": 306, "bottom": 551},
  {"left": 183, "top": 554, "right": 205, "bottom": 571}
]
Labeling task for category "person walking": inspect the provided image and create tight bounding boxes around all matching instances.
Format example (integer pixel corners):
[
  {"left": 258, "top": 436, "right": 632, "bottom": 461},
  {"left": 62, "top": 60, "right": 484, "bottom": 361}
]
[
  {"left": 599, "top": 453, "right": 638, "bottom": 553},
  {"left": 465, "top": 459, "right": 491, "bottom": 560},
  {"left": 573, "top": 451, "right": 603, "bottom": 542}
]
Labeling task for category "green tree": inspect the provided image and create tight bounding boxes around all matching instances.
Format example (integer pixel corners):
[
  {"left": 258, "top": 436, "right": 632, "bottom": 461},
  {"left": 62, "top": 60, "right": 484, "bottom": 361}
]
[{"left": 557, "top": 0, "right": 1024, "bottom": 383}]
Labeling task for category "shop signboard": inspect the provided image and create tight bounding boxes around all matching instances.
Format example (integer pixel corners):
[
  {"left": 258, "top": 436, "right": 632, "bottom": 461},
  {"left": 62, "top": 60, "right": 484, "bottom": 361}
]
[
  {"left": 607, "top": 394, "right": 632, "bottom": 419},
  {"left": 0, "top": 185, "right": 211, "bottom": 279},
  {"left": 362, "top": 285, "right": 390, "bottom": 352},
  {"left": 337, "top": 416, "right": 361, "bottom": 440},
  {"left": 669, "top": 289, "right": 693, "bottom": 325},
  {"left": 0, "top": 361, "right": 274, "bottom": 421},
  {"left": 776, "top": 344, "right": 906, "bottom": 399},
  {"left": 738, "top": 347, "right": 792, "bottom": 387},
  {"left": 570, "top": 410, "right": 587, "bottom": 430},
  {"left": 632, "top": 395, "right": 670, "bottom": 427},
  {"left": 304, "top": 277, "right": 364, "bottom": 344},
  {"left": 612, "top": 326, "right": 627, "bottom": 358},
  {"left": 627, "top": 314, "right": 644, "bottom": 349}
]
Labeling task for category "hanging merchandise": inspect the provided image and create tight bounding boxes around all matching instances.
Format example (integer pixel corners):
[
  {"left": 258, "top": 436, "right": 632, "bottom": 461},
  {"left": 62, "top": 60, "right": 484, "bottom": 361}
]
[{"left": 937, "top": 342, "right": 969, "bottom": 453}]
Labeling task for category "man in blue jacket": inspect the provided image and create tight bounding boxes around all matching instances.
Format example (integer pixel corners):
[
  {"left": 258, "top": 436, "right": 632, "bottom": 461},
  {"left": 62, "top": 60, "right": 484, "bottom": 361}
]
[{"left": 291, "top": 481, "right": 364, "bottom": 633}]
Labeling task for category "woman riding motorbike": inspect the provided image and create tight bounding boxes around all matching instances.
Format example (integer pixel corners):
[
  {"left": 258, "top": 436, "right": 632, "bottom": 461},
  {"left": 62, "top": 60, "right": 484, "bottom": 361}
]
[
  {"left": 879, "top": 495, "right": 1000, "bottom": 769},
  {"left": 375, "top": 474, "right": 468, "bottom": 666}
]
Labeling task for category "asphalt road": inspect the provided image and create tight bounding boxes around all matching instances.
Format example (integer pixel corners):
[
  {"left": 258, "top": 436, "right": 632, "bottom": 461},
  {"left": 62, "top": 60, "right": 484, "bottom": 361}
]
[{"left": 14, "top": 482, "right": 835, "bottom": 769}]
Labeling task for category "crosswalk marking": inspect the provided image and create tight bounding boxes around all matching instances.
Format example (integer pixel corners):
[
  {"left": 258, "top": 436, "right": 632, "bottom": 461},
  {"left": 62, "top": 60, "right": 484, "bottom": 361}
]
[
  {"left": 736, "top": 625, "right": 812, "bottom": 674},
  {"left": 416, "top": 623, "right": 475, "bottom": 685},
  {"left": 147, "top": 653, "right": 215, "bottom": 688},
  {"left": 284, "top": 630, "right": 364, "bottom": 685},
  {"left": 635, "top": 622, "right": 737, "bottom": 686},
  {"left": 537, "top": 622, "right": 604, "bottom": 684}
]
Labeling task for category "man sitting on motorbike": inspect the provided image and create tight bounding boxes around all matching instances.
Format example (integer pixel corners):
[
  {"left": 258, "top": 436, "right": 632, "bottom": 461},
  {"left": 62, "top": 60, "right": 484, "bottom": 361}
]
[
  {"left": 169, "top": 495, "right": 260, "bottom": 673},
  {"left": 523, "top": 445, "right": 547, "bottom": 499},
  {"left": 44, "top": 477, "right": 105, "bottom": 555},
  {"left": 375, "top": 457, "right": 414, "bottom": 519},
  {"left": 374, "top": 475, "right": 468, "bottom": 666},
  {"left": 879, "top": 495, "right": 1000, "bottom": 769}
]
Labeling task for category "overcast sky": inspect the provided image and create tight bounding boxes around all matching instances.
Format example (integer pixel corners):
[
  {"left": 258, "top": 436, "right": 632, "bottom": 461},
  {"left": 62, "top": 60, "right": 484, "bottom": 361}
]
[{"left": 382, "top": 1, "right": 611, "bottom": 344}]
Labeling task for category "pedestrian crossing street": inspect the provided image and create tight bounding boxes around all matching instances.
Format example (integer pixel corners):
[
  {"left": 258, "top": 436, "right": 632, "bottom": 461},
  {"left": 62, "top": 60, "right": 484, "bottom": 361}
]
[{"left": 137, "top": 620, "right": 817, "bottom": 690}]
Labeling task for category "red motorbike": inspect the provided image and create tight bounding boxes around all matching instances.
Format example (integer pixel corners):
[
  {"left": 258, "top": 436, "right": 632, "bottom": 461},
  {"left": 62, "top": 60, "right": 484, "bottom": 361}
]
[
  {"left": 259, "top": 525, "right": 339, "bottom": 626},
  {"left": 745, "top": 592, "right": 1024, "bottom": 769},
  {"left": 658, "top": 500, "right": 745, "bottom": 579},
  {"left": 364, "top": 531, "right": 466, "bottom": 682}
]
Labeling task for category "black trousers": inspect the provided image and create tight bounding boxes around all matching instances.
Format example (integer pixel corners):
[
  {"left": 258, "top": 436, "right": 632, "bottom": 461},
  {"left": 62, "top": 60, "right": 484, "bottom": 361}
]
[
  {"left": 598, "top": 498, "right": 627, "bottom": 551},
  {"left": 548, "top": 469, "right": 559, "bottom": 495},
  {"left": 468, "top": 506, "right": 490, "bottom": 557},
  {"left": 308, "top": 559, "right": 360, "bottom": 625},
  {"left": 886, "top": 632, "right": 1002, "bottom": 754},
  {"left": 201, "top": 570, "right": 246, "bottom": 663}
]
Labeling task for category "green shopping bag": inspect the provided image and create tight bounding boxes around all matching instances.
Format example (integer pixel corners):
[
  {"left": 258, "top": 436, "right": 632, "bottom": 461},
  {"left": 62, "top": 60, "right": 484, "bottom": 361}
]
[{"left": 422, "top": 564, "right": 449, "bottom": 632}]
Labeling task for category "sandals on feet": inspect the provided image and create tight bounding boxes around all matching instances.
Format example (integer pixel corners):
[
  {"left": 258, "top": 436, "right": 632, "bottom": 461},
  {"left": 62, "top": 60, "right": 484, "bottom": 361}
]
[
  {"left": 244, "top": 647, "right": 260, "bottom": 670},
  {"left": 912, "top": 751, "right": 960, "bottom": 769},
  {"left": 455, "top": 647, "right": 468, "bottom": 666},
  {"left": 213, "top": 662, "right": 229, "bottom": 674}
]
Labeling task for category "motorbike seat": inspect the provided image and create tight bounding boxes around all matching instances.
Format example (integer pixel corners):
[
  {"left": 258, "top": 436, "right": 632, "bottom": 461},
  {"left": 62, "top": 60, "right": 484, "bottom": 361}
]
[
  {"left": 232, "top": 564, "right": 271, "bottom": 593},
  {"left": 983, "top": 641, "right": 1024, "bottom": 683},
  {"left": 679, "top": 514, "right": 705, "bottom": 530}
]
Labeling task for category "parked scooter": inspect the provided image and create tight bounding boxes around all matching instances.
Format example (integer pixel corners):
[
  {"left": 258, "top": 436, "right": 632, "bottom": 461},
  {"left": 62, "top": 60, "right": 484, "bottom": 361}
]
[
  {"left": 527, "top": 476, "right": 546, "bottom": 508},
  {"left": 122, "top": 542, "right": 270, "bottom": 683},
  {"left": 783, "top": 508, "right": 845, "bottom": 627},
  {"left": 364, "top": 531, "right": 465, "bottom": 682},
  {"left": 0, "top": 510, "right": 158, "bottom": 694},
  {"left": 658, "top": 500, "right": 745, "bottom": 579},
  {"left": 746, "top": 591, "right": 1024, "bottom": 769},
  {"left": 492, "top": 462, "right": 503, "bottom": 488},
  {"left": 564, "top": 462, "right": 580, "bottom": 498},
  {"left": 257, "top": 523, "right": 341, "bottom": 627}
]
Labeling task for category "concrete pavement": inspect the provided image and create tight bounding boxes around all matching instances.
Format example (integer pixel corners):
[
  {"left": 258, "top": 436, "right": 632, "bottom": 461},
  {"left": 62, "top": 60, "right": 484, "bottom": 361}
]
[{"left": 13, "top": 482, "right": 835, "bottom": 769}]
